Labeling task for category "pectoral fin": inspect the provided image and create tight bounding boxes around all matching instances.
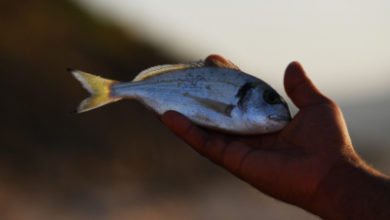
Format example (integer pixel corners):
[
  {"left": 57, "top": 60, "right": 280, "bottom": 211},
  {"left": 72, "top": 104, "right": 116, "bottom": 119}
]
[{"left": 184, "top": 93, "right": 235, "bottom": 117}]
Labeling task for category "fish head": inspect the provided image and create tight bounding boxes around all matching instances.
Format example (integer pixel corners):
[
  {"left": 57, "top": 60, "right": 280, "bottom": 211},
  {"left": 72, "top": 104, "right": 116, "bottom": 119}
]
[{"left": 237, "top": 82, "right": 291, "bottom": 133}]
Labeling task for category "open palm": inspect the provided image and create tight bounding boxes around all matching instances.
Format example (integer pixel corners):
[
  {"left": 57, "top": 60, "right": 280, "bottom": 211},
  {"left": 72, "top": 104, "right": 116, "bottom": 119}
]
[{"left": 161, "top": 62, "right": 358, "bottom": 214}]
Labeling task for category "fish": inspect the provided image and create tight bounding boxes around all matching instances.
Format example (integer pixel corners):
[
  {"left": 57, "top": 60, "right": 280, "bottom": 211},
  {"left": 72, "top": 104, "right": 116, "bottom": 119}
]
[{"left": 70, "top": 54, "right": 291, "bottom": 134}]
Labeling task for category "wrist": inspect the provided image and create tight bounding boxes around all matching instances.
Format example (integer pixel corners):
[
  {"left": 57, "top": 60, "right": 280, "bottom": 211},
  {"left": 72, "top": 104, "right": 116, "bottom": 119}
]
[{"left": 309, "top": 153, "right": 390, "bottom": 220}]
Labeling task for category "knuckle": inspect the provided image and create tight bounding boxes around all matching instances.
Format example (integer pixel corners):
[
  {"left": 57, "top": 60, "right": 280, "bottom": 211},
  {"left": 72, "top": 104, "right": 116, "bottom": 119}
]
[
  {"left": 323, "top": 98, "right": 340, "bottom": 111},
  {"left": 317, "top": 95, "right": 338, "bottom": 108}
]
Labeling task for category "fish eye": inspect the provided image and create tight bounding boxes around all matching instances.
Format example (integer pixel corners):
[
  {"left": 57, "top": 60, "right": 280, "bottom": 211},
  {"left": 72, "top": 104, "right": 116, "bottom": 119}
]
[{"left": 263, "top": 89, "right": 280, "bottom": 104}]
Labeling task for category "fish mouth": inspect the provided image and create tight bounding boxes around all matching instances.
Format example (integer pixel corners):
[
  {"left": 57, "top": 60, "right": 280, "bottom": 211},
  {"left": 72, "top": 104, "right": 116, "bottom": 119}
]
[{"left": 268, "top": 114, "right": 291, "bottom": 122}]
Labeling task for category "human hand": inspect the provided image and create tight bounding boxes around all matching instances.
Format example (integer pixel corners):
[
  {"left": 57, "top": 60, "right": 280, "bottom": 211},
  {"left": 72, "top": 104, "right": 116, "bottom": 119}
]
[{"left": 160, "top": 62, "right": 389, "bottom": 219}]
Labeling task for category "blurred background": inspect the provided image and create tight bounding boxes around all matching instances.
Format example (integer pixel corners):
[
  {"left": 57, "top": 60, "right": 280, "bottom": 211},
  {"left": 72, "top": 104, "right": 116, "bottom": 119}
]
[{"left": 1, "top": 0, "right": 389, "bottom": 219}]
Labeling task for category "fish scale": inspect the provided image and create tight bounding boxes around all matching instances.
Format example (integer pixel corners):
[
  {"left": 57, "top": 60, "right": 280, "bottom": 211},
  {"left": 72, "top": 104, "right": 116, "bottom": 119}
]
[
  {"left": 119, "top": 68, "right": 252, "bottom": 100},
  {"left": 70, "top": 55, "right": 291, "bottom": 134}
]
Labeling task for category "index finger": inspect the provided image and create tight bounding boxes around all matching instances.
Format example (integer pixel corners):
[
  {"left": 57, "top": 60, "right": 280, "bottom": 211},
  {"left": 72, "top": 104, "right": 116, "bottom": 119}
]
[
  {"left": 161, "top": 111, "right": 227, "bottom": 162},
  {"left": 160, "top": 111, "right": 285, "bottom": 180}
]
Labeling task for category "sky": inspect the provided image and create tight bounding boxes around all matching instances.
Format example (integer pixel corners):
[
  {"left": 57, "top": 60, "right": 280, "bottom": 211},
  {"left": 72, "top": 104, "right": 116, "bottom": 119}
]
[{"left": 76, "top": 0, "right": 390, "bottom": 103}]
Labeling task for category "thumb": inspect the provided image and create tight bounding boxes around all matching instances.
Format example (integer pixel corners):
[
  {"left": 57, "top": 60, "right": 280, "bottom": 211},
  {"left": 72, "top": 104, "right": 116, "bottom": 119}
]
[{"left": 284, "top": 62, "right": 327, "bottom": 108}]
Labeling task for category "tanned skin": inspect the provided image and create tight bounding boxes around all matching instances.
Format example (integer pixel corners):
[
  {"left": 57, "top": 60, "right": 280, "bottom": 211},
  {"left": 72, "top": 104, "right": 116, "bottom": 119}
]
[{"left": 160, "top": 62, "right": 390, "bottom": 219}]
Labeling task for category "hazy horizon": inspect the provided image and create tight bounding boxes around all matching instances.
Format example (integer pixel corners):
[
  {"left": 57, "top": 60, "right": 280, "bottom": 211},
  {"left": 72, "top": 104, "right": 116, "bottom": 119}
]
[{"left": 77, "top": 0, "right": 390, "bottom": 103}]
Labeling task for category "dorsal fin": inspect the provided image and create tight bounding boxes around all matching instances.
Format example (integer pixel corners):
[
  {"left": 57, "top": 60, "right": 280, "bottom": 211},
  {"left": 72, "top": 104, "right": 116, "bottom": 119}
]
[
  {"left": 205, "top": 54, "right": 240, "bottom": 70},
  {"left": 132, "top": 61, "right": 205, "bottom": 82},
  {"left": 132, "top": 55, "right": 239, "bottom": 82}
]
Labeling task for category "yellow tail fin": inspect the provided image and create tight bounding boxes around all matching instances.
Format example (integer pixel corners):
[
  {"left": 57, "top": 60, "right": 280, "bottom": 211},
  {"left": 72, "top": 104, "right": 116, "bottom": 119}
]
[{"left": 69, "top": 69, "right": 121, "bottom": 113}]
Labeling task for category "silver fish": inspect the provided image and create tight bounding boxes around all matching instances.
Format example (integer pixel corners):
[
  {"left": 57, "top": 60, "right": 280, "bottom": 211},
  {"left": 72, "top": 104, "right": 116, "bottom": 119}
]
[{"left": 70, "top": 55, "right": 291, "bottom": 134}]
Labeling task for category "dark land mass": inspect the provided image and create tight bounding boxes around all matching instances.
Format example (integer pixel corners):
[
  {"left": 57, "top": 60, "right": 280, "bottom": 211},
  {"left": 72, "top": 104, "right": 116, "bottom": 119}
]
[{"left": 0, "top": 1, "right": 224, "bottom": 218}]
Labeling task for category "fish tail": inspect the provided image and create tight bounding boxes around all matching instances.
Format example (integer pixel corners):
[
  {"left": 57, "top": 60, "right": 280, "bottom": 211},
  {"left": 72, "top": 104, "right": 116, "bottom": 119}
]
[{"left": 69, "top": 68, "right": 122, "bottom": 113}]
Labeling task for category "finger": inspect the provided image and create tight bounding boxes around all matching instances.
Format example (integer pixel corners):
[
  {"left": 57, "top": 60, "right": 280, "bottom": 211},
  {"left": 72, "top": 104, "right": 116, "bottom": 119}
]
[
  {"left": 161, "top": 111, "right": 287, "bottom": 183},
  {"left": 234, "top": 133, "right": 278, "bottom": 150},
  {"left": 284, "top": 62, "right": 328, "bottom": 108},
  {"left": 161, "top": 111, "right": 229, "bottom": 162},
  {"left": 160, "top": 111, "right": 253, "bottom": 172}
]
